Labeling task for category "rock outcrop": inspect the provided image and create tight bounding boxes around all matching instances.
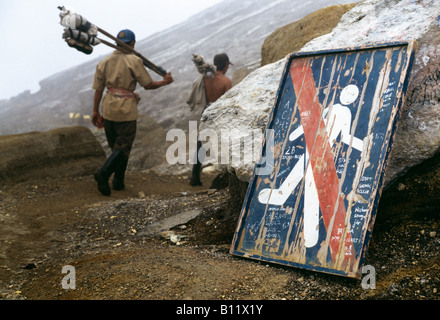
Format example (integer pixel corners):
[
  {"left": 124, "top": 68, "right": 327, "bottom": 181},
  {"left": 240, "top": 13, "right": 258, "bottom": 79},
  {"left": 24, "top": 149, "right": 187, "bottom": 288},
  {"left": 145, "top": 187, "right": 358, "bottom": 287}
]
[
  {"left": 0, "top": 126, "right": 105, "bottom": 184},
  {"left": 261, "top": 3, "right": 358, "bottom": 66}
]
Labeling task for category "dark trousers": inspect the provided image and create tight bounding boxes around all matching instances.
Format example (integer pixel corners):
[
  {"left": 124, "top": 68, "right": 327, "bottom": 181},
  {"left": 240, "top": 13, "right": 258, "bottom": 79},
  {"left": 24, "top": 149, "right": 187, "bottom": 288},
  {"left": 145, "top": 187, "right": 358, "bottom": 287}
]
[
  {"left": 104, "top": 120, "right": 137, "bottom": 157},
  {"left": 103, "top": 119, "right": 136, "bottom": 190}
]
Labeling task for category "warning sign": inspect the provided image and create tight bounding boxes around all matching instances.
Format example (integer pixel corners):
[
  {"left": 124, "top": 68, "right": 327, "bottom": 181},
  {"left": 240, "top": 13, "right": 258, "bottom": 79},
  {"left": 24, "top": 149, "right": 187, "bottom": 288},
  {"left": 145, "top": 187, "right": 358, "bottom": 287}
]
[{"left": 230, "top": 42, "right": 417, "bottom": 278}]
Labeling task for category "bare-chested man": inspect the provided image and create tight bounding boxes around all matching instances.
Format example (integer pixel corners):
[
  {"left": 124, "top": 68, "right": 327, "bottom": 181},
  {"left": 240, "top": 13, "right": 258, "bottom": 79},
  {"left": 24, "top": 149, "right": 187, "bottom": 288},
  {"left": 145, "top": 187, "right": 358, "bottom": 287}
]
[
  {"left": 190, "top": 53, "right": 232, "bottom": 186},
  {"left": 204, "top": 53, "right": 232, "bottom": 103}
]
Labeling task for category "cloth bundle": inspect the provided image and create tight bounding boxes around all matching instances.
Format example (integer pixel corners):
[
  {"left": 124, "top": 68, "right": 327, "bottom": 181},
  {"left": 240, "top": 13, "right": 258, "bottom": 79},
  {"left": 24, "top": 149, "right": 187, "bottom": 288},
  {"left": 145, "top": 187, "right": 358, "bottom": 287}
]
[
  {"left": 186, "top": 54, "right": 216, "bottom": 111},
  {"left": 191, "top": 54, "right": 216, "bottom": 79},
  {"left": 59, "top": 6, "right": 101, "bottom": 54}
]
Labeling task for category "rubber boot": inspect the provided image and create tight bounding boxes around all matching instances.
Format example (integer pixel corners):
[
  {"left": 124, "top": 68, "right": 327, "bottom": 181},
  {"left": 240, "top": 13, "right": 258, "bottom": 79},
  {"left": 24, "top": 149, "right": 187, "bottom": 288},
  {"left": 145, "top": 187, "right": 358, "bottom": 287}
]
[
  {"left": 94, "top": 149, "right": 125, "bottom": 196},
  {"left": 190, "top": 163, "right": 203, "bottom": 186},
  {"left": 190, "top": 140, "right": 203, "bottom": 186},
  {"left": 113, "top": 157, "right": 128, "bottom": 191}
]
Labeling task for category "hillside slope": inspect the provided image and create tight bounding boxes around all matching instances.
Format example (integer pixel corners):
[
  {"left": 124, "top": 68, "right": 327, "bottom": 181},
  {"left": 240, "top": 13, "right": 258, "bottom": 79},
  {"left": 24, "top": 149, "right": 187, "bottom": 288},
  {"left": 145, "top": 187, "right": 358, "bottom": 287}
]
[{"left": 0, "top": 0, "right": 357, "bottom": 136}]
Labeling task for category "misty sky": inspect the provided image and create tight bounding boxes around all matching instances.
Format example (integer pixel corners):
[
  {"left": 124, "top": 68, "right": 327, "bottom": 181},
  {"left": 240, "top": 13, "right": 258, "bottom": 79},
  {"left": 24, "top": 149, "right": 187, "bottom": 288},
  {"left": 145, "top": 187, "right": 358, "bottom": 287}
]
[{"left": 0, "top": 0, "right": 223, "bottom": 100}]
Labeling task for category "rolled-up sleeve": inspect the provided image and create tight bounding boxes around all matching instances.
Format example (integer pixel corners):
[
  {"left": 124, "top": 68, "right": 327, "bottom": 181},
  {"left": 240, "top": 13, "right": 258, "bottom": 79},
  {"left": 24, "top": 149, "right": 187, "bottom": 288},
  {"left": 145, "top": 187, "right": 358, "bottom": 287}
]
[{"left": 131, "top": 57, "right": 153, "bottom": 88}]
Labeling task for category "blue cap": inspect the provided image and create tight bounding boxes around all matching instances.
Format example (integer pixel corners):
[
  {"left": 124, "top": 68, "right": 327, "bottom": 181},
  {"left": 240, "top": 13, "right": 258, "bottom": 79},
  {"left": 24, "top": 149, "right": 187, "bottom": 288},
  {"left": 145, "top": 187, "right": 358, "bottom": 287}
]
[{"left": 117, "top": 29, "right": 136, "bottom": 43}]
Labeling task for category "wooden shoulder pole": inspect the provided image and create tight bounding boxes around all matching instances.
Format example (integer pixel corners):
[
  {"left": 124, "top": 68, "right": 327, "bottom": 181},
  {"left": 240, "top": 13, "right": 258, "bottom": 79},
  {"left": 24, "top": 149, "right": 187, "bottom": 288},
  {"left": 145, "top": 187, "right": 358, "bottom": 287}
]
[{"left": 97, "top": 27, "right": 167, "bottom": 77}]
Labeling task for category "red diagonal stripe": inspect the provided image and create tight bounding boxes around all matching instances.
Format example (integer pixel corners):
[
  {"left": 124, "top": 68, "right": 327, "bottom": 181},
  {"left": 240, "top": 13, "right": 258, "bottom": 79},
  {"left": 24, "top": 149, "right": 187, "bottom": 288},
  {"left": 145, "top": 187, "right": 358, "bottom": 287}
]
[{"left": 290, "top": 58, "right": 352, "bottom": 263}]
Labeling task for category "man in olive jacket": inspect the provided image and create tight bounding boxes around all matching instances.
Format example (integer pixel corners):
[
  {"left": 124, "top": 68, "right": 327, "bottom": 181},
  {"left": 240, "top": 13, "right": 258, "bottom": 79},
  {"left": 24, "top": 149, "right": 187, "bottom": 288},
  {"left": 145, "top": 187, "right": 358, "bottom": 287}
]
[{"left": 92, "top": 29, "right": 173, "bottom": 196}]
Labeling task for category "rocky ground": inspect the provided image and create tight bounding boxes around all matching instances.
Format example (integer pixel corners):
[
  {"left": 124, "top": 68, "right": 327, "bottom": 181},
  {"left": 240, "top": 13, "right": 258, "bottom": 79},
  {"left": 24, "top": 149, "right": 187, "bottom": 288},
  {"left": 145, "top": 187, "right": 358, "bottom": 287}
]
[{"left": 0, "top": 166, "right": 439, "bottom": 304}]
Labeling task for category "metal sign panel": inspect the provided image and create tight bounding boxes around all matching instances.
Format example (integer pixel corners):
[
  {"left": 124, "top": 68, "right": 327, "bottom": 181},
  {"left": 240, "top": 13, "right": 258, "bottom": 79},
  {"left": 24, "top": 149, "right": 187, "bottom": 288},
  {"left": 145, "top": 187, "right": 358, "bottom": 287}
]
[{"left": 230, "top": 42, "right": 417, "bottom": 278}]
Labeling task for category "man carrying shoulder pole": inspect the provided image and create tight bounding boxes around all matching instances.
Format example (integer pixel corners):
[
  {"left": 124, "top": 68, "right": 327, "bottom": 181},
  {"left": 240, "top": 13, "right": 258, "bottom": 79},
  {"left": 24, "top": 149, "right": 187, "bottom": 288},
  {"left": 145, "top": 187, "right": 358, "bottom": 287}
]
[
  {"left": 92, "top": 29, "right": 173, "bottom": 196},
  {"left": 189, "top": 53, "right": 232, "bottom": 186}
]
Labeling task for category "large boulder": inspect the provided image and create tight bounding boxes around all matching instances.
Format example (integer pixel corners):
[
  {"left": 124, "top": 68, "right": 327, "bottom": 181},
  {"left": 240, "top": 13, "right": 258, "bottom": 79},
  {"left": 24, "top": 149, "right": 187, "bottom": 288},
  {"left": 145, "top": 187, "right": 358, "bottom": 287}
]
[
  {"left": 0, "top": 126, "right": 105, "bottom": 185},
  {"left": 200, "top": 0, "right": 440, "bottom": 187},
  {"left": 301, "top": 0, "right": 440, "bottom": 184}
]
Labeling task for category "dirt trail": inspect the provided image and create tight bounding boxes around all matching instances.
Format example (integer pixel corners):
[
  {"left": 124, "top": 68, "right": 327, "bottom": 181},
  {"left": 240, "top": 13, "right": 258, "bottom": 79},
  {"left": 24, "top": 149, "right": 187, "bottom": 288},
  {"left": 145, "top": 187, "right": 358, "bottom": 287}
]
[{"left": 0, "top": 169, "right": 439, "bottom": 302}]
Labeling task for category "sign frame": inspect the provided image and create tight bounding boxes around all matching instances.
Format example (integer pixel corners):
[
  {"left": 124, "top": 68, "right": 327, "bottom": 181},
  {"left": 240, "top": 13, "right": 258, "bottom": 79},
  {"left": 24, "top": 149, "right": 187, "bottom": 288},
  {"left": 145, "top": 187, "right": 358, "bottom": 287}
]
[{"left": 230, "top": 41, "right": 417, "bottom": 278}]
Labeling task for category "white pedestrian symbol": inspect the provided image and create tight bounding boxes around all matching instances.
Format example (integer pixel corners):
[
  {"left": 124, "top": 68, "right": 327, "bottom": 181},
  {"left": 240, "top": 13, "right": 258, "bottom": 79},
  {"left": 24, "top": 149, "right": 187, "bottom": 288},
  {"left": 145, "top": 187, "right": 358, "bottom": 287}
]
[{"left": 258, "top": 85, "right": 365, "bottom": 248}]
